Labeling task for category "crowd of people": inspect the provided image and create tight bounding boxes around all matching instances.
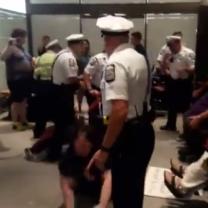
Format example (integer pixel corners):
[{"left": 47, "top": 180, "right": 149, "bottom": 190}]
[{"left": 0, "top": 14, "right": 208, "bottom": 207}]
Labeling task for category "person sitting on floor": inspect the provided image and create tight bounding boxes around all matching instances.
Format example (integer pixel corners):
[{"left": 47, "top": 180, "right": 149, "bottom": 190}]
[
  {"left": 58, "top": 125, "right": 111, "bottom": 208},
  {"left": 164, "top": 150, "right": 208, "bottom": 198},
  {"left": 179, "top": 92, "right": 208, "bottom": 162}
]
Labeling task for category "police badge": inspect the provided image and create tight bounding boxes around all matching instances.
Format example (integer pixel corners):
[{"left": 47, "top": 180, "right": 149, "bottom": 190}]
[{"left": 105, "top": 64, "right": 115, "bottom": 83}]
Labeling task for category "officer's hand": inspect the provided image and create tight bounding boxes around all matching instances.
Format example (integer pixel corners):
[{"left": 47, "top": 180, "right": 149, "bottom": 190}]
[
  {"left": 86, "top": 150, "right": 109, "bottom": 172},
  {"left": 84, "top": 169, "right": 95, "bottom": 181},
  {"left": 79, "top": 81, "right": 86, "bottom": 90},
  {"left": 189, "top": 115, "right": 202, "bottom": 129},
  {"left": 192, "top": 89, "right": 202, "bottom": 98},
  {"left": 165, "top": 69, "right": 170, "bottom": 76},
  {"left": 89, "top": 89, "right": 100, "bottom": 97}
]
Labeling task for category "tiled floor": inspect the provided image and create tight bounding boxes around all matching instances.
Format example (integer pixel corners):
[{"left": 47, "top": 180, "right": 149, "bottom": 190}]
[{"left": 0, "top": 117, "right": 207, "bottom": 208}]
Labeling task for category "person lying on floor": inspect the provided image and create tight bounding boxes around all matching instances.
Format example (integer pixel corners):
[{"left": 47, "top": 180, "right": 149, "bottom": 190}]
[
  {"left": 24, "top": 126, "right": 55, "bottom": 161},
  {"left": 24, "top": 125, "right": 76, "bottom": 162},
  {"left": 179, "top": 92, "right": 208, "bottom": 161},
  {"left": 59, "top": 125, "right": 111, "bottom": 208},
  {"left": 164, "top": 150, "right": 208, "bottom": 198}
]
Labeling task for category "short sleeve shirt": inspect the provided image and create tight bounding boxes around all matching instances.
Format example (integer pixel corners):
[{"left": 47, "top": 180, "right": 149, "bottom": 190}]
[
  {"left": 157, "top": 45, "right": 171, "bottom": 62},
  {"left": 52, "top": 48, "right": 78, "bottom": 85},
  {"left": 168, "top": 46, "right": 195, "bottom": 80},
  {"left": 101, "top": 44, "right": 148, "bottom": 119},
  {"left": 84, "top": 52, "right": 108, "bottom": 88}
]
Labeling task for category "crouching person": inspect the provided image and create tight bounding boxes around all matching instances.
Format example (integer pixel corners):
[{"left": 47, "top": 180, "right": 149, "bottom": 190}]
[
  {"left": 164, "top": 151, "right": 208, "bottom": 198},
  {"left": 58, "top": 126, "right": 111, "bottom": 208}
]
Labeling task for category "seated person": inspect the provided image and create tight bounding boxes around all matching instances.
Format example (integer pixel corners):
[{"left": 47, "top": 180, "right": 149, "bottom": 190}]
[
  {"left": 164, "top": 150, "right": 208, "bottom": 198},
  {"left": 192, "top": 78, "right": 208, "bottom": 102},
  {"left": 59, "top": 126, "right": 111, "bottom": 208},
  {"left": 179, "top": 92, "right": 208, "bottom": 161}
]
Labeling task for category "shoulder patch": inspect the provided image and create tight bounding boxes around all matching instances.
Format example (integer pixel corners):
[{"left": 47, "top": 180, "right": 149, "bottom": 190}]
[
  {"left": 69, "top": 58, "right": 76, "bottom": 67},
  {"left": 188, "top": 52, "right": 195, "bottom": 60},
  {"left": 90, "top": 57, "right": 98, "bottom": 66},
  {"left": 105, "top": 64, "right": 115, "bottom": 83}
]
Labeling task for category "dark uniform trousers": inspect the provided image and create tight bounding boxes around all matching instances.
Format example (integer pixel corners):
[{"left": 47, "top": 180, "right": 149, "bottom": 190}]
[
  {"left": 111, "top": 118, "right": 155, "bottom": 208},
  {"left": 48, "top": 84, "right": 76, "bottom": 160},
  {"left": 32, "top": 79, "right": 54, "bottom": 138},
  {"left": 85, "top": 85, "right": 101, "bottom": 126},
  {"left": 166, "top": 77, "right": 193, "bottom": 129}
]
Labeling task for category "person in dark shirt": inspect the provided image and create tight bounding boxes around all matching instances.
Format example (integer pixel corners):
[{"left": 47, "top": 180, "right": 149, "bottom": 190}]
[
  {"left": 131, "top": 32, "right": 147, "bottom": 58},
  {"left": 180, "top": 92, "right": 208, "bottom": 162},
  {"left": 59, "top": 126, "right": 111, "bottom": 208},
  {"left": 1, "top": 28, "right": 33, "bottom": 131},
  {"left": 37, "top": 35, "right": 50, "bottom": 56}
]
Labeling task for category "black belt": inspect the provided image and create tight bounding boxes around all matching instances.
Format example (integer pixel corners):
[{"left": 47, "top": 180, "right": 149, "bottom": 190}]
[{"left": 102, "top": 116, "right": 142, "bottom": 126}]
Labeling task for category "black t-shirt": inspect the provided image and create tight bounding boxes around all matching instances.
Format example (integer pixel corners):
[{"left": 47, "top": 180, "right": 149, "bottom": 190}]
[
  {"left": 134, "top": 44, "right": 150, "bottom": 69},
  {"left": 58, "top": 147, "right": 98, "bottom": 179}
]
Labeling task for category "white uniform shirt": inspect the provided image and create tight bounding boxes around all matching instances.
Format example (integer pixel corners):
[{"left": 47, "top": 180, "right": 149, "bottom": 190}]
[
  {"left": 84, "top": 52, "right": 108, "bottom": 88},
  {"left": 168, "top": 46, "right": 195, "bottom": 80},
  {"left": 52, "top": 48, "right": 78, "bottom": 85},
  {"left": 101, "top": 43, "right": 148, "bottom": 119},
  {"left": 157, "top": 45, "right": 171, "bottom": 62}
]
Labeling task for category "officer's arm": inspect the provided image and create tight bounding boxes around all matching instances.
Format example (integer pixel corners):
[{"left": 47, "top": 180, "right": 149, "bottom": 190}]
[
  {"left": 63, "top": 57, "right": 79, "bottom": 84},
  {"left": 68, "top": 77, "right": 79, "bottom": 84},
  {"left": 84, "top": 72, "right": 92, "bottom": 91},
  {"left": 84, "top": 56, "right": 98, "bottom": 91},
  {"left": 101, "top": 63, "right": 128, "bottom": 150},
  {"left": 102, "top": 100, "right": 128, "bottom": 150},
  {"left": 185, "top": 51, "right": 195, "bottom": 74}
]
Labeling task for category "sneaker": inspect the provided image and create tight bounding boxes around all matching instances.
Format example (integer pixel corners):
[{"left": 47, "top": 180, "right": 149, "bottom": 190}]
[
  {"left": 12, "top": 122, "right": 20, "bottom": 130},
  {"left": 24, "top": 148, "right": 47, "bottom": 162},
  {"left": 160, "top": 125, "right": 177, "bottom": 131},
  {"left": 22, "top": 123, "right": 33, "bottom": 129},
  {"left": 16, "top": 123, "right": 34, "bottom": 131},
  {"left": 58, "top": 204, "right": 65, "bottom": 208}
]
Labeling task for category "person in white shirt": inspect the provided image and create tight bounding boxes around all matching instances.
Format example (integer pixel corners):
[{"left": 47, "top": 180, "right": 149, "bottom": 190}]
[
  {"left": 0, "top": 28, "right": 33, "bottom": 131},
  {"left": 156, "top": 31, "right": 183, "bottom": 74},
  {"left": 164, "top": 151, "right": 208, "bottom": 198},
  {"left": 86, "top": 15, "right": 155, "bottom": 208},
  {"left": 48, "top": 34, "right": 84, "bottom": 161},
  {"left": 160, "top": 35, "right": 195, "bottom": 131},
  {"left": 84, "top": 52, "right": 108, "bottom": 125}
]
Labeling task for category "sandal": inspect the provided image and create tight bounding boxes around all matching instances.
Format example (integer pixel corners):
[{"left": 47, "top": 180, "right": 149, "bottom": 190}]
[
  {"left": 170, "top": 159, "right": 185, "bottom": 178},
  {"left": 58, "top": 203, "right": 65, "bottom": 208},
  {"left": 164, "top": 171, "right": 191, "bottom": 198},
  {"left": 164, "top": 171, "right": 208, "bottom": 198}
]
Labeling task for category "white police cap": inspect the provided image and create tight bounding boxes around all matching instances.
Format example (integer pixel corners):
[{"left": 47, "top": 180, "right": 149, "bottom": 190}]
[
  {"left": 166, "top": 35, "right": 181, "bottom": 44},
  {"left": 66, "top": 34, "right": 84, "bottom": 42},
  {"left": 96, "top": 15, "right": 134, "bottom": 34},
  {"left": 45, "top": 39, "right": 59, "bottom": 49}
]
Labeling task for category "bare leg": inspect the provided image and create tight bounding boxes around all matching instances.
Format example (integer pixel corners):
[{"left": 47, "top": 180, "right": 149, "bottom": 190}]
[
  {"left": 11, "top": 102, "right": 19, "bottom": 123},
  {"left": 77, "top": 95, "right": 83, "bottom": 113},
  {"left": 97, "top": 170, "right": 112, "bottom": 208},
  {"left": 18, "top": 99, "right": 28, "bottom": 123},
  {"left": 60, "top": 175, "right": 76, "bottom": 208}
]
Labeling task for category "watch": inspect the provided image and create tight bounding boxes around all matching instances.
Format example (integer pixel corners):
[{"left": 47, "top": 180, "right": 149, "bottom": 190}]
[{"left": 100, "top": 145, "right": 111, "bottom": 153}]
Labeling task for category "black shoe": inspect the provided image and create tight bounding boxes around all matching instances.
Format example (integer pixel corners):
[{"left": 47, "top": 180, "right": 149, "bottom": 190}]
[{"left": 160, "top": 125, "right": 177, "bottom": 131}]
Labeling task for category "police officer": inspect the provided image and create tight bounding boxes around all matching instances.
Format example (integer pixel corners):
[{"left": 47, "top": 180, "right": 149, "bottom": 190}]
[
  {"left": 84, "top": 52, "right": 108, "bottom": 125},
  {"left": 157, "top": 31, "right": 183, "bottom": 74},
  {"left": 160, "top": 35, "right": 195, "bottom": 131},
  {"left": 87, "top": 16, "right": 155, "bottom": 208},
  {"left": 48, "top": 34, "right": 84, "bottom": 161},
  {"left": 32, "top": 39, "right": 61, "bottom": 138}
]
